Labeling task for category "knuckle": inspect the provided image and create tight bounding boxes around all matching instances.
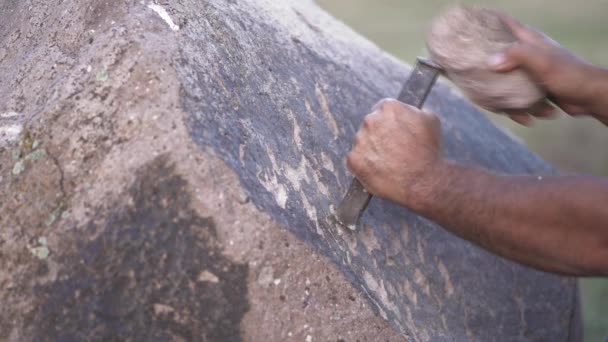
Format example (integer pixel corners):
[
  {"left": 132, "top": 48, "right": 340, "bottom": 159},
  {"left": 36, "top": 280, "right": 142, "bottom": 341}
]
[
  {"left": 514, "top": 23, "right": 544, "bottom": 43},
  {"left": 400, "top": 104, "right": 420, "bottom": 120},
  {"left": 371, "top": 99, "right": 385, "bottom": 112},
  {"left": 539, "top": 51, "right": 559, "bottom": 75},
  {"left": 505, "top": 42, "right": 526, "bottom": 62},
  {"left": 352, "top": 131, "right": 363, "bottom": 146},
  {"left": 382, "top": 98, "right": 402, "bottom": 112},
  {"left": 527, "top": 27, "right": 546, "bottom": 41},
  {"left": 362, "top": 115, "right": 375, "bottom": 129},
  {"left": 376, "top": 98, "right": 401, "bottom": 112},
  {"left": 346, "top": 153, "right": 359, "bottom": 172},
  {"left": 346, "top": 153, "right": 353, "bottom": 166},
  {"left": 425, "top": 111, "right": 440, "bottom": 124}
]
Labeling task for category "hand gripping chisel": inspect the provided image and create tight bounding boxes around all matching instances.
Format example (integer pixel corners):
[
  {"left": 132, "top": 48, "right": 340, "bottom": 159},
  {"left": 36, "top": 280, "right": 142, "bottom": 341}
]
[{"left": 336, "top": 57, "right": 443, "bottom": 230}]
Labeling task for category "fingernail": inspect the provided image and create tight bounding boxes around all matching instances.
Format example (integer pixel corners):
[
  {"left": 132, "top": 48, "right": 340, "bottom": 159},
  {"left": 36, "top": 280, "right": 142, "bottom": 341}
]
[{"left": 487, "top": 53, "right": 506, "bottom": 68}]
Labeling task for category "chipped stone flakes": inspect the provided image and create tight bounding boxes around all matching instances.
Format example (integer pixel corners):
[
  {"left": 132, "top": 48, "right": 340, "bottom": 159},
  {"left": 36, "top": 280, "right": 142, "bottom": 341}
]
[
  {"left": 153, "top": 303, "right": 175, "bottom": 316},
  {"left": 402, "top": 278, "right": 418, "bottom": 306},
  {"left": 0, "top": 111, "right": 20, "bottom": 118},
  {"left": 314, "top": 83, "right": 339, "bottom": 138},
  {"left": 437, "top": 259, "right": 454, "bottom": 298},
  {"left": 257, "top": 166, "right": 288, "bottom": 209},
  {"left": 413, "top": 268, "right": 430, "bottom": 296},
  {"left": 0, "top": 124, "right": 23, "bottom": 146},
  {"left": 147, "top": 3, "right": 180, "bottom": 31},
  {"left": 257, "top": 265, "right": 274, "bottom": 286},
  {"left": 197, "top": 270, "right": 220, "bottom": 283},
  {"left": 276, "top": 186, "right": 288, "bottom": 208},
  {"left": 320, "top": 152, "right": 334, "bottom": 173},
  {"left": 258, "top": 143, "right": 328, "bottom": 226}
]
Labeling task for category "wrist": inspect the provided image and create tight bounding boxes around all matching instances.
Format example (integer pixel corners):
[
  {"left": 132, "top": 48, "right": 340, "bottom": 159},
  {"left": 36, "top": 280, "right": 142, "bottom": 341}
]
[
  {"left": 404, "top": 158, "right": 455, "bottom": 213},
  {"left": 582, "top": 64, "right": 608, "bottom": 118}
]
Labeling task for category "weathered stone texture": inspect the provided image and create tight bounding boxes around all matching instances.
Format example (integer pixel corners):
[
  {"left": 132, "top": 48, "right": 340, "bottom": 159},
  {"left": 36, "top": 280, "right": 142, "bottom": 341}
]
[{"left": 0, "top": 0, "right": 581, "bottom": 341}]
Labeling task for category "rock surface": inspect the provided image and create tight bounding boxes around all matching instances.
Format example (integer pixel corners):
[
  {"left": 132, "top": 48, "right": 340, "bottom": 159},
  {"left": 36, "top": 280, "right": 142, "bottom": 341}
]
[{"left": 0, "top": 0, "right": 581, "bottom": 341}]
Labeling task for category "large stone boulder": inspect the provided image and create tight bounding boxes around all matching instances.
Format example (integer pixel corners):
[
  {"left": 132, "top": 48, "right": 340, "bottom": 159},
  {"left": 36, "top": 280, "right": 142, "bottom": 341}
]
[{"left": 0, "top": 0, "right": 581, "bottom": 341}]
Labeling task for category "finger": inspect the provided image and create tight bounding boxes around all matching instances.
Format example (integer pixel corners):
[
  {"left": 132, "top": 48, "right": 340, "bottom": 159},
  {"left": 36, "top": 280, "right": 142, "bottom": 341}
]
[
  {"left": 505, "top": 109, "right": 526, "bottom": 117},
  {"left": 372, "top": 98, "right": 400, "bottom": 112},
  {"left": 528, "top": 101, "right": 559, "bottom": 118},
  {"left": 346, "top": 153, "right": 369, "bottom": 181},
  {"left": 508, "top": 113, "right": 535, "bottom": 126},
  {"left": 420, "top": 110, "right": 441, "bottom": 129},
  {"left": 497, "top": 13, "right": 542, "bottom": 42},
  {"left": 597, "top": 117, "right": 608, "bottom": 127},
  {"left": 346, "top": 153, "right": 358, "bottom": 173},
  {"left": 362, "top": 113, "right": 378, "bottom": 130},
  {"left": 352, "top": 131, "right": 363, "bottom": 148},
  {"left": 489, "top": 42, "right": 549, "bottom": 79},
  {"left": 554, "top": 101, "right": 588, "bottom": 116},
  {"left": 487, "top": 43, "right": 525, "bottom": 72},
  {"left": 420, "top": 109, "right": 438, "bottom": 119}
]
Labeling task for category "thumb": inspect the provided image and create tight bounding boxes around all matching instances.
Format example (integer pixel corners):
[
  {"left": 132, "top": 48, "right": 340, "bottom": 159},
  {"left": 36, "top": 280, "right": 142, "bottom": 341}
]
[
  {"left": 487, "top": 43, "right": 525, "bottom": 72},
  {"left": 497, "top": 13, "right": 542, "bottom": 43},
  {"left": 488, "top": 42, "right": 541, "bottom": 74}
]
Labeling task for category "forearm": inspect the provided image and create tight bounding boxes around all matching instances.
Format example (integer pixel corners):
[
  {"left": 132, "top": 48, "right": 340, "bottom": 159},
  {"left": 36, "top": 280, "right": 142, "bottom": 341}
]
[
  {"left": 585, "top": 65, "right": 608, "bottom": 121},
  {"left": 413, "top": 161, "right": 608, "bottom": 276}
]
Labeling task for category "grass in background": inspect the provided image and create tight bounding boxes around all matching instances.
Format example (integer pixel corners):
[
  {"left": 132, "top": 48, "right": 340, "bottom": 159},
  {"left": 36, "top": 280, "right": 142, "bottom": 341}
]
[{"left": 317, "top": 0, "right": 608, "bottom": 340}]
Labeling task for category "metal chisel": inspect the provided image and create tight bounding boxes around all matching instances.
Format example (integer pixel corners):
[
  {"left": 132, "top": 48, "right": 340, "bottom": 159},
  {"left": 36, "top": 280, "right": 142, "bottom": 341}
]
[{"left": 336, "top": 57, "right": 443, "bottom": 230}]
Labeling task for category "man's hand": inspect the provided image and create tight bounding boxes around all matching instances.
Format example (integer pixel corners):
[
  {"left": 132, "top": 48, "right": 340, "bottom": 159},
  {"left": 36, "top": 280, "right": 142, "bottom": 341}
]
[
  {"left": 346, "top": 99, "right": 441, "bottom": 210},
  {"left": 489, "top": 14, "right": 608, "bottom": 125},
  {"left": 346, "top": 100, "right": 608, "bottom": 276}
]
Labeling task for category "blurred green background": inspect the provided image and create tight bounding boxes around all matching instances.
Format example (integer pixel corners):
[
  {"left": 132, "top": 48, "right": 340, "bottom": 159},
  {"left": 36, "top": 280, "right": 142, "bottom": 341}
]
[{"left": 316, "top": 0, "right": 608, "bottom": 340}]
